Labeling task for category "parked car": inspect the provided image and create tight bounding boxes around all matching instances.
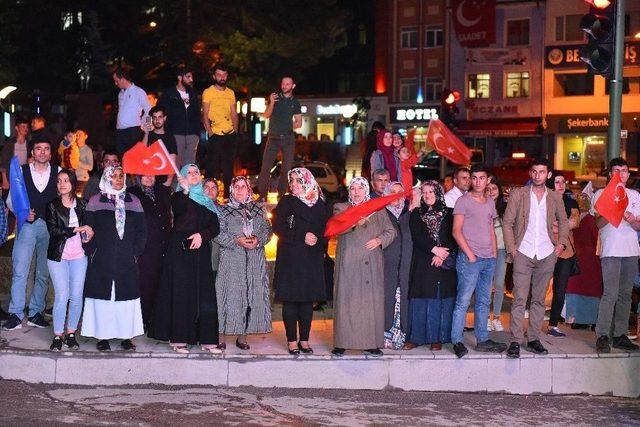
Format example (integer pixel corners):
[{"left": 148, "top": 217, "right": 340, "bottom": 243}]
[
  {"left": 249, "top": 160, "right": 344, "bottom": 196},
  {"left": 412, "top": 149, "right": 484, "bottom": 183}
]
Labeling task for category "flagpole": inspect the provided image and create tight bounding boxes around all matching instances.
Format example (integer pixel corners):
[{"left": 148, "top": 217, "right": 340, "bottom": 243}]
[{"left": 157, "top": 139, "right": 181, "bottom": 176}]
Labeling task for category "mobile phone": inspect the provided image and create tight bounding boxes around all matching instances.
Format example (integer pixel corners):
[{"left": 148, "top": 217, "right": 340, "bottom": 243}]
[
  {"left": 80, "top": 231, "right": 88, "bottom": 242},
  {"left": 181, "top": 238, "right": 192, "bottom": 250},
  {"left": 144, "top": 115, "right": 152, "bottom": 129}
]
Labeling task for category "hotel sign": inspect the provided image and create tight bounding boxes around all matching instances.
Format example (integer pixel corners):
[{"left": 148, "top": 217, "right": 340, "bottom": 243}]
[
  {"left": 545, "top": 42, "right": 639, "bottom": 68},
  {"left": 390, "top": 106, "right": 440, "bottom": 123}
]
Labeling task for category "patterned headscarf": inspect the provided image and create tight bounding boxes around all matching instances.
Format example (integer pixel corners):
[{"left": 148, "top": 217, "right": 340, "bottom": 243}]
[
  {"left": 287, "top": 167, "right": 323, "bottom": 207},
  {"left": 384, "top": 181, "right": 405, "bottom": 219},
  {"left": 348, "top": 177, "right": 371, "bottom": 206},
  {"left": 179, "top": 164, "right": 219, "bottom": 215},
  {"left": 135, "top": 175, "right": 156, "bottom": 202},
  {"left": 228, "top": 176, "right": 254, "bottom": 208},
  {"left": 419, "top": 180, "right": 448, "bottom": 243},
  {"left": 99, "top": 166, "right": 127, "bottom": 240}
]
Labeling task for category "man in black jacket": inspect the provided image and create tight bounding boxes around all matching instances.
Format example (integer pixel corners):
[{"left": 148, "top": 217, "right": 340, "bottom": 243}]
[{"left": 157, "top": 65, "right": 201, "bottom": 169}]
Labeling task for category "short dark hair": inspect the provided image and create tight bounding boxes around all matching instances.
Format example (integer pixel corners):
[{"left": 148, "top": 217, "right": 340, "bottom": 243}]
[
  {"left": 212, "top": 63, "right": 228, "bottom": 74},
  {"left": 281, "top": 75, "right": 295, "bottom": 82},
  {"left": 149, "top": 105, "right": 167, "bottom": 116},
  {"left": 454, "top": 167, "right": 471, "bottom": 178},
  {"left": 113, "top": 66, "right": 131, "bottom": 81},
  {"left": 371, "top": 121, "right": 385, "bottom": 132},
  {"left": 15, "top": 116, "right": 29, "bottom": 126},
  {"left": 470, "top": 164, "right": 490, "bottom": 175},
  {"left": 176, "top": 65, "right": 193, "bottom": 77},
  {"left": 102, "top": 149, "right": 119, "bottom": 160},
  {"left": 444, "top": 173, "right": 454, "bottom": 180},
  {"left": 609, "top": 157, "right": 628, "bottom": 171},
  {"left": 57, "top": 169, "right": 78, "bottom": 199},
  {"left": 530, "top": 158, "right": 551, "bottom": 171}
]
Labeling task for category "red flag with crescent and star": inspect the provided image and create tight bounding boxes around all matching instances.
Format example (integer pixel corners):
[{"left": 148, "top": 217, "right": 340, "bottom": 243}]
[
  {"left": 122, "top": 140, "right": 176, "bottom": 175},
  {"left": 426, "top": 119, "right": 472, "bottom": 165},
  {"left": 594, "top": 172, "right": 629, "bottom": 228},
  {"left": 451, "top": 0, "right": 496, "bottom": 47}
]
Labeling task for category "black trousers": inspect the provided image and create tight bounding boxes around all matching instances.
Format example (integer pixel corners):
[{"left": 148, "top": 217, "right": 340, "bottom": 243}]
[
  {"left": 116, "top": 126, "right": 143, "bottom": 157},
  {"left": 282, "top": 301, "right": 314, "bottom": 342},
  {"left": 205, "top": 133, "right": 237, "bottom": 197},
  {"left": 550, "top": 256, "right": 574, "bottom": 327}
]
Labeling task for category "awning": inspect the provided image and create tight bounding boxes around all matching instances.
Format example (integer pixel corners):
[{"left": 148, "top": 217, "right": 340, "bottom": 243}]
[{"left": 455, "top": 118, "right": 542, "bottom": 137}]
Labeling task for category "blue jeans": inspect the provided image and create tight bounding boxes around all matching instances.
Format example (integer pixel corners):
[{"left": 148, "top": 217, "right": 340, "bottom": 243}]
[
  {"left": 451, "top": 252, "right": 496, "bottom": 344},
  {"left": 9, "top": 219, "right": 50, "bottom": 319},
  {"left": 47, "top": 256, "right": 88, "bottom": 334},
  {"left": 492, "top": 248, "right": 507, "bottom": 317}
]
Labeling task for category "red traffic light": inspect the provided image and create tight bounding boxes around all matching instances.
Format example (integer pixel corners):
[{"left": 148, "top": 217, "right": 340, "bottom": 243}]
[
  {"left": 444, "top": 90, "right": 461, "bottom": 105},
  {"left": 584, "top": 0, "right": 612, "bottom": 8}
]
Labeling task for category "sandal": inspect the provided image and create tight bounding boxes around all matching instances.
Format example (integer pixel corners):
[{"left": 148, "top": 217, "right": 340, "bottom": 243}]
[
  {"left": 201, "top": 345, "right": 223, "bottom": 354},
  {"left": 171, "top": 344, "right": 189, "bottom": 354}
]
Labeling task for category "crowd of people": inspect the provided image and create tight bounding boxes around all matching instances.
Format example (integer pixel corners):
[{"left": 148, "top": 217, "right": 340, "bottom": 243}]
[{"left": 0, "top": 65, "right": 638, "bottom": 359}]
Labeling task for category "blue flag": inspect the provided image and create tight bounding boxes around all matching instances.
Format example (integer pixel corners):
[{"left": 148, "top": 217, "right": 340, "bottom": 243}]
[{"left": 9, "top": 156, "right": 30, "bottom": 233}]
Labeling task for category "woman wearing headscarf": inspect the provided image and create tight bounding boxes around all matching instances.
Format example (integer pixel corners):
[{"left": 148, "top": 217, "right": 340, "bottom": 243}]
[
  {"left": 382, "top": 181, "right": 412, "bottom": 350},
  {"left": 370, "top": 130, "right": 399, "bottom": 182},
  {"left": 128, "top": 174, "right": 172, "bottom": 329},
  {"left": 215, "top": 176, "right": 273, "bottom": 350},
  {"left": 82, "top": 166, "right": 147, "bottom": 351},
  {"left": 332, "top": 177, "right": 397, "bottom": 357},
  {"left": 272, "top": 168, "right": 330, "bottom": 355},
  {"left": 150, "top": 164, "right": 222, "bottom": 353},
  {"left": 404, "top": 180, "right": 457, "bottom": 351},
  {"left": 203, "top": 178, "right": 222, "bottom": 288}
]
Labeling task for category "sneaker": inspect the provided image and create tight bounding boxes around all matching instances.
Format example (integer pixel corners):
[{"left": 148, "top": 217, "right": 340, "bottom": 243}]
[
  {"left": 453, "top": 342, "right": 468, "bottom": 358},
  {"left": 65, "top": 333, "right": 80, "bottom": 350},
  {"left": 49, "top": 336, "right": 63, "bottom": 352},
  {"left": 2, "top": 314, "right": 22, "bottom": 331},
  {"left": 596, "top": 335, "right": 610, "bottom": 353},
  {"left": 43, "top": 307, "right": 53, "bottom": 319},
  {"left": 364, "top": 348, "right": 383, "bottom": 357},
  {"left": 524, "top": 310, "right": 529, "bottom": 319},
  {"left": 526, "top": 340, "right": 548, "bottom": 355},
  {"left": 476, "top": 339, "right": 507, "bottom": 353},
  {"left": 548, "top": 327, "right": 566, "bottom": 337},
  {"left": 0, "top": 307, "right": 10, "bottom": 322},
  {"left": 487, "top": 319, "right": 493, "bottom": 331},
  {"left": 492, "top": 319, "right": 505, "bottom": 332},
  {"left": 27, "top": 313, "right": 50, "bottom": 328},
  {"left": 612, "top": 335, "right": 639, "bottom": 351},
  {"left": 506, "top": 342, "right": 520, "bottom": 358}
]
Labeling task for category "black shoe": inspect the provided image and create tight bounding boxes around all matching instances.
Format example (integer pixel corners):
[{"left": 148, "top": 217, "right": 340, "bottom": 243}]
[
  {"left": 298, "top": 342, "right": 314, "bottom": 354},
  {"left": 612, "top": 335, "right": 640, "bottom": 351},
  {"left": 596, "top": 335, "right": 610, "bottom": 353},
  {"left": 463, "top": 326, "right": 475, "bottom": 332},
  {"left": 27, "top": 313, "right": 49, "bottom": 328},
  {"left": 570, "top": 323, "right": 590, "bottom": 330},
  {"left": 121, "top": 339, "right": 136, "bottom": 351},
  {"left": 331, "top": 347, "right": 345, "bottom": 357},
  {"left": 49, "top": 336, "right": 63, "bottom": 352},
  {"left": 526, "top": 340, "right": 548, "bottom": 355},
  {"left": 287, "top": 342, "right": 300, "bottom": 355},
  {"left": 475, "top": 339, "right": 507, "bottom": 353},
  {"left": 507, "top": 342, "right": 520, "bottom": 358},
  {"left": 364, "top": 348, "right": 383, "bottom": 357},
  {"left": 65, "top": 333, "right": 80, "bottom": 350},
  {"left": 235, "top": 338, "right": 250, "bottom": 350},
  {"left": 43, "top": 307, "right": 53, "bottom": 319},
  {"left": 96, "top": 340, "right": 111, "bottom": 351},
  {"left": 0, "top": 307, "right": 10, "bottom": 322},
  {"left": 453, "top": 342, "right": 468, "bottom": 358},
  {"left": 2, "top": 314, "right": 22, "bottom": 331}
]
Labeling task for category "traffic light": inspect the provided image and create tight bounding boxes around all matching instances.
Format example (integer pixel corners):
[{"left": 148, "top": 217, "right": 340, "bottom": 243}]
[
  {"left": 441, "top": 89, "right": 461, "bottom": 127},
  {"left": 579, "top": 0, "right": 616, "bottom": 78}
]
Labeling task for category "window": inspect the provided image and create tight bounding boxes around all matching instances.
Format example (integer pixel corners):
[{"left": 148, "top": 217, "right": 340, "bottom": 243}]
[
  {"left": 425, "top": 27, "right": 443, "bottom": 48},
  {"left": 553, "top": 73, "right": 594, "bottom": 96},
  {"left": 506, "top": 72, "right": 530, "bottom": 98},
  {"left": 400, "top": 27, "right": 418, "bottom": 49},
  {"left": 468, "top": 74, "right": 490, "bottom": 99},
  {"left": 61, "top": 12, "right": 73, "bottom": 30},
  {"left": 400, "top": 78, "right": 418, "bottom": 102},
  {"left": 506, "top": 19, "right": 530, "bottom": 46},
  {"left": 425, "top": 78, "right": 443, "bottom": 101},
  {"left": 555, "top": 15, "right": 584, "bottom": 41},
  {"left": 358, "top": 24, "right": 367, "bottom": 45},
  {"left": 605, "top": 77, "right": 638, "bottom": 95}
]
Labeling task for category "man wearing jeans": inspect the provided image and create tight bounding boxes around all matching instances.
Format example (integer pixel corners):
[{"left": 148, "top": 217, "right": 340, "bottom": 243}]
[
  {"left": 451, "top": 165, "right": 506, "bottom": 358},
  {"left": 257, "top": 76, "right": 302, "bottom": 199},
  {"left": 503, "top": 159, "right": 568, "bottom": 358},
  {"left": 3, "top": 137, "right": 60, "bottom": 330},
  {"left": 592, "top": 157, "right": 640, "bottom": 353}
]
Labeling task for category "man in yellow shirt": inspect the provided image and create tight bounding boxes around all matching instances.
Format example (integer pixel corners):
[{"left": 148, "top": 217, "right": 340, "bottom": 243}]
[{"left": 201, "top": 63, "right": 238, "bottom": 196}]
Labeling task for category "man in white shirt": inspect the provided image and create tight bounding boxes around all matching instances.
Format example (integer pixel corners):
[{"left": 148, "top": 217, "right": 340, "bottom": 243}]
[
  {"left": 502, "top": 159, "right": 569, "bottom": 358},
  {"left": 444, "top": 167, "right": 470, "bottom": 208},
  {"left": 113, "top": 67, "right": 151, "bottom": 156},
  {"left": 592, "top": 157, "right": 640, "bottom": 353}
]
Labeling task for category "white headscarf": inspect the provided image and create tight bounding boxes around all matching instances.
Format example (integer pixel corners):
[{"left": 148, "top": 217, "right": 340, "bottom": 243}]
[
  {"left": 348, "top": 177, "right": 371, "bottom": 206},
  {"left": 99, "top": 166, "right": 127, "bottom": 239}
]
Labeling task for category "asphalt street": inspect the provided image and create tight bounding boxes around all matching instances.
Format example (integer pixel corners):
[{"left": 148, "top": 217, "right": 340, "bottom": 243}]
[{"left": 0, "top": 380, "right": 638, "bottom": 426}]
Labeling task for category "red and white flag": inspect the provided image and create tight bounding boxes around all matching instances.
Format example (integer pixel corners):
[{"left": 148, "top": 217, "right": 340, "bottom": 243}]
[
  {"left": 451, "top": 0, "right": 497, "bottom": 47},
  {"left": 426, "top": 119, "right": 472, "bottom": 165},
  {"left": 594, "top": 172, "right": 629, "bottom": 228},
  {"left": 122, "top": 140, "right": 178, "bottom": 176}
]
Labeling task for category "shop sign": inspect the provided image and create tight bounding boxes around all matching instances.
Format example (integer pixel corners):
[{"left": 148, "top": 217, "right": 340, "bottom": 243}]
[
  {"left": 545, "top": 41, "right": 639, "bottom": 68},
  {"left": 559, "top": 115, "right": 609, "bottom": 132},
  {"left": 390, "top": 106, "right": 440, "bottom": 123},
  {"left": 315, "top": 104, "right": 358, "bottom": 118},
  {"left": 469, "top": 105, "right": 519, "bottom": 114}
]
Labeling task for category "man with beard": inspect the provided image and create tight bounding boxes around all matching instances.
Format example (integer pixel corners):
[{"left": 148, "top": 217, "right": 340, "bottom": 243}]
[
  {"left": 257, "top": 76, "right": 302, "bottom": 199},
  {"left": 202, "top": 63, "right": 238, "bottom": 196},
  {"left": 158, "top": 65, "right": 201, "bottom": 168}
]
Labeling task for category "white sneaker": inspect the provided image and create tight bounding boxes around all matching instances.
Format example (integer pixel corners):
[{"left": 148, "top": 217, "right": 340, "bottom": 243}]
[
  {"left": 487, "top": 319, "right": 493, "bottom": 331},
  {"left": 492, "top": 319, "right": 505, "bottom": 332},
  {"left": 524, "top": 310, "right": 529, "bottom": 319}
]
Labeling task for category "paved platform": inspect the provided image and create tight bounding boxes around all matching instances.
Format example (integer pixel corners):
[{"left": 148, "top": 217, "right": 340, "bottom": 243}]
[{"left": 1, "top": 313, "right": 638, "bottom": 398}]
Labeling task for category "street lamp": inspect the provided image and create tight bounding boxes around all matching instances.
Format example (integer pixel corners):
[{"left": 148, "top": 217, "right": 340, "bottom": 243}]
[
  {"left": 0, "top": 86, "right": 17, "bottom": 138},
  {"left": 0, "top": 86, "right": 17, "bottom": 101}
]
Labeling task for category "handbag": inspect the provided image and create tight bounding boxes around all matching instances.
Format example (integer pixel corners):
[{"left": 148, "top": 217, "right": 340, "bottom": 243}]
[
  {"left": 568, "top": 239, "right": 580, "bottom": 276},
  {"left": 440, "top": 248, "right": 458, "bottom": 270}
]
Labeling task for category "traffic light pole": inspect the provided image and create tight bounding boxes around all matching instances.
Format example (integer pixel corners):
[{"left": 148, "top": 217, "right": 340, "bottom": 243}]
[{"left": 607, "top": 0, "right": 625, "bottom": 161}]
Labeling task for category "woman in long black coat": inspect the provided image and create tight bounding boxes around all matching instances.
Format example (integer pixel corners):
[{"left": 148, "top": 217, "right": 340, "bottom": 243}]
[
  {"left": 405, "top": 180, "right": 457, "bottom": 351},
  {"left": 150, "top": 164, "right": 221, "bottom": 354},
  {"left": 382, "top": 182, "right": 412, "bottom": 350},
  {"left": 128, "top": 175, "right": 172, "bottom": 329},
  {"left": 272, "top": 167, "right": 329, "bottom": 355}
]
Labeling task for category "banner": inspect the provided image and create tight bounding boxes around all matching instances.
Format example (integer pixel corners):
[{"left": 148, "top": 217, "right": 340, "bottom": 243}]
[{"left": 452, "top": 0, "right": 496, "bottom": 48}]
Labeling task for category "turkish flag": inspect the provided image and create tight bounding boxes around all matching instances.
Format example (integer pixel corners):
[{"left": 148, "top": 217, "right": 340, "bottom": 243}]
[
  {"left": 426, "top": 119, "right": 472, "bottom": 165},
  {"left": 594, "top": 172, "right": 629, "bottom": 228},
  {"left": 122, "top": 140, "right": 176, "bottom": 175},
  {"left": 452, "top": 0, "right": 496, "bottom": 47}
]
